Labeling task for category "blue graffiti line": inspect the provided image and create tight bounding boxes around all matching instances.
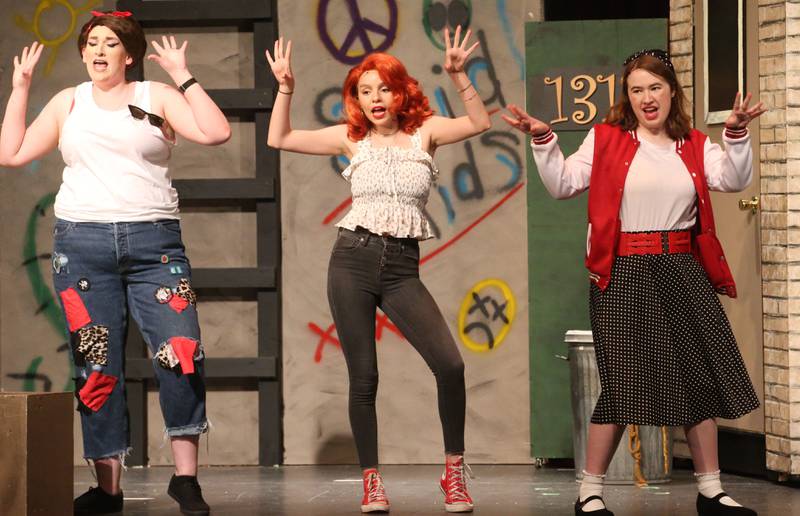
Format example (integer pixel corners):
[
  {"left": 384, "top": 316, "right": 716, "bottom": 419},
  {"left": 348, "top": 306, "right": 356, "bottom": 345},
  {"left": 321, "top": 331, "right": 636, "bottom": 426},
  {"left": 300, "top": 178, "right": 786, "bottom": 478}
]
[
  {"left": 434, "top": 87, "right": 453, "bottom": 118},
  {"left": 437, "top": 186, "right": 456, "bottom": 224},
  {"left": 338, "top": 155, "right": 350, "bottom": 167},
  {"left": 332, "top": 101, "right": 343, "bottom": 119},
  {"left": 495, "top": 153, "right": 520, "bottom": 190},
  {"left": 497, "top": 0, "right": 524, "bottom": 81},
  {"left": 467, "top": 62, "right": 488, "bottom": 91},
  {"left": 456, "top": 170, "right": 473, "bottom": 198}
]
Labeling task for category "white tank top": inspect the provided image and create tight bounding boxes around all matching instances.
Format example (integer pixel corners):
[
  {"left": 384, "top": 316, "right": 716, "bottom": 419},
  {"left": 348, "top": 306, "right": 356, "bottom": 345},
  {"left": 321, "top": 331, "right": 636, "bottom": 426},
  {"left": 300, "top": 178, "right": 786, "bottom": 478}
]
[{"left": 55, "top": 81, "right": 179, "bottom": 222}]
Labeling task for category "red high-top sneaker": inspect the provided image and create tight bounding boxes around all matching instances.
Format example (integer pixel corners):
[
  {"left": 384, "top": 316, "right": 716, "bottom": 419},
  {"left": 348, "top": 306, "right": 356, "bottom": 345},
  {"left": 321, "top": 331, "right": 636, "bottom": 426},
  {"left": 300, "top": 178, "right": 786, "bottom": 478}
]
[
  {"left": 361, "top": 468, "right": 390, "bottom": 513},
  {"left": 439, "top": 456, "right": 474, "bottom": 513}
]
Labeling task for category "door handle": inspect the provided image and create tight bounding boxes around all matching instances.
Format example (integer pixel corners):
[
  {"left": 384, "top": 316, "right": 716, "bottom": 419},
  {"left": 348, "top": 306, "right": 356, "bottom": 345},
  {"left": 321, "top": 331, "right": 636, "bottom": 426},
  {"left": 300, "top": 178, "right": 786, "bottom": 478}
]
[{"left": 738, "top": 196, "right": 759, "bottom": 214}]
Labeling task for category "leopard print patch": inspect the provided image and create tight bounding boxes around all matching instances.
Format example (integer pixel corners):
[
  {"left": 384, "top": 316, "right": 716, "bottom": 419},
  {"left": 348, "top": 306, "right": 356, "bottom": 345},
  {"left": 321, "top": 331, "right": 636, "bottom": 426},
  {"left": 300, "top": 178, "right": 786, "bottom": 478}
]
[
  {"left": 155, "top": 343, "right": 180, "bottom": 369},
  {"left": 77, "top": 325, "right": 109, "bottom": 366},
  {"left": 175, "top": 278, "right": 196, "bottom": 305},
  {"left": 155, "top": 339, "right": 204, "bottom": 370}
]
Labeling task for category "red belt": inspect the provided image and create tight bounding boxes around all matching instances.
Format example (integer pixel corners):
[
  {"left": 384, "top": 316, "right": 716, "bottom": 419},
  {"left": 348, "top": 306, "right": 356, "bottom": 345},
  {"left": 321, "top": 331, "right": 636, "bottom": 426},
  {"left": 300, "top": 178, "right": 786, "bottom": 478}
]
[{"left": 616, "top": 230, "right": 692, "bottom": 256}]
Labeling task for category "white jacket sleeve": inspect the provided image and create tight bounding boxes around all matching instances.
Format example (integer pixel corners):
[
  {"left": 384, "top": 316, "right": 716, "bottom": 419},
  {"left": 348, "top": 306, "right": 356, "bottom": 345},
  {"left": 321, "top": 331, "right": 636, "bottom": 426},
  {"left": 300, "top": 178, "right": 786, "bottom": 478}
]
[
  {"left": 704, "top": 129, "right": 753, "bottom": 193},
  {"left": 529, "top": 128, "right": 594, "bottom": 199}
]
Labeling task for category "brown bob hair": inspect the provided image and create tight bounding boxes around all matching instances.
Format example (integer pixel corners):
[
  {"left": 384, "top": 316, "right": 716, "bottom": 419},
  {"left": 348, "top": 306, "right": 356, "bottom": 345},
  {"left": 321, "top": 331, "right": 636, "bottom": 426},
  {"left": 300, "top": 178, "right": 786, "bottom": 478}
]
[
  {"left": 605, "top": 54, "right": 692, "bottom": 140},
  {"left": 77, "top": 11, "right": 146, "bottom": 69}
]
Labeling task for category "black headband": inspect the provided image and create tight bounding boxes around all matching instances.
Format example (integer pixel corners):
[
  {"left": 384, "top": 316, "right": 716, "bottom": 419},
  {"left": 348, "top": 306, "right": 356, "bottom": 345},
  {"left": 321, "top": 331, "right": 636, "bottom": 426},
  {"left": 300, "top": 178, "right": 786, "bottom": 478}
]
[{"left": 623, "top": 49, "right": 674, "bottom": 72}]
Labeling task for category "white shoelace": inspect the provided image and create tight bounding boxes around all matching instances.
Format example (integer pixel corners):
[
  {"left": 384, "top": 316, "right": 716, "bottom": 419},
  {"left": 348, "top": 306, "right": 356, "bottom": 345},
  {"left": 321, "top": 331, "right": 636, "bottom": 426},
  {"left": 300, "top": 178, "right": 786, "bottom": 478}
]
[
  {"left": 366, "top": 473, "right": 388, "bottom": 502},
  {"left": 445, "top": 461, "right": 473, "bottom": 501}
]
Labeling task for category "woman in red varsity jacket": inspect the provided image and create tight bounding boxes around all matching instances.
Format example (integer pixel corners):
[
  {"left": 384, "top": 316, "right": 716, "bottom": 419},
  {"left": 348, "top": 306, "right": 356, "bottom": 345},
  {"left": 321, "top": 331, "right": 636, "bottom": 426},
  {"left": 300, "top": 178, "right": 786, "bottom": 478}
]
[{"left": 503, "top": 50, "right": 765, "bottom": 516}]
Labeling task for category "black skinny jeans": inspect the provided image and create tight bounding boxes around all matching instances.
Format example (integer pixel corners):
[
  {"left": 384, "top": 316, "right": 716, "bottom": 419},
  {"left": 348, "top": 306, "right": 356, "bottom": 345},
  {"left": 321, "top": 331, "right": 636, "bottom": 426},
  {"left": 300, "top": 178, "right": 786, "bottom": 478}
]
[{"left": 327, "top": 227, "right": 466, "bottom": 468}]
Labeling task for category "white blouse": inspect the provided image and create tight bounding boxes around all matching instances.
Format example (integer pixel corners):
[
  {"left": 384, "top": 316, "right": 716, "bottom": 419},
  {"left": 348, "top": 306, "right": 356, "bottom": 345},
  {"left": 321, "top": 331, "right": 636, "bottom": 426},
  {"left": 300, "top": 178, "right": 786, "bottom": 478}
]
[
  {"left": 336, "top": 129, "right": 439, "bottom": 239},
  {"left": 530, "top": 128, "right": 753, "bottom": 231}
]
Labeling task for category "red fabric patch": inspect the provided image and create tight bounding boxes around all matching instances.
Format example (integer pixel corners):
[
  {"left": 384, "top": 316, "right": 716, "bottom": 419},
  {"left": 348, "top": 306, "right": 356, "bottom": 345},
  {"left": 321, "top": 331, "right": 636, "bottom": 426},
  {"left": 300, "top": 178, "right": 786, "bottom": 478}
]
[
  {"left": 78, "top": 371, "right": 118, "bottom": 412},
  {"left": 170, "top": 337, "right": 198, "bottom": 374},
  {"left": 60, "top": 288, "right": 92, "bottom": 332},
  {"left": 168, "top": 295, "right": 189, "bottom": 313}
]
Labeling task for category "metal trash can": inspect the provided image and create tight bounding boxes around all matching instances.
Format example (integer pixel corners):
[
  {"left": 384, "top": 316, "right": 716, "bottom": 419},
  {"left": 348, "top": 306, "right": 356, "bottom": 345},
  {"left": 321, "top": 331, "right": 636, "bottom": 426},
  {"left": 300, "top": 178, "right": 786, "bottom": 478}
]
[{"left": 566, "top": 330, "right": 672, "bottom": 484}]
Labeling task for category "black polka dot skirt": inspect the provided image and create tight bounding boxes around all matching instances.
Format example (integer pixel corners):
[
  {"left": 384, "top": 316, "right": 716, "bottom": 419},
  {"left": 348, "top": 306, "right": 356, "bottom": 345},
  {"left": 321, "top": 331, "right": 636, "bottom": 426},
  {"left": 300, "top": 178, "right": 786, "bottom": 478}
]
[{"left": 588, "top": 252, "right": 760, "bottom": 425}]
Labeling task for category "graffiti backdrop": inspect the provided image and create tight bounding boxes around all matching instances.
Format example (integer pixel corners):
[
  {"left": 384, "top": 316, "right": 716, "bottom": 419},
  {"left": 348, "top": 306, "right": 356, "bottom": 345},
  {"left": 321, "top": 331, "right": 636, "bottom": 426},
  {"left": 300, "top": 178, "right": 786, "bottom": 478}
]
[{"left": 280, "top": 0, "right": 533, "bottom": 464}]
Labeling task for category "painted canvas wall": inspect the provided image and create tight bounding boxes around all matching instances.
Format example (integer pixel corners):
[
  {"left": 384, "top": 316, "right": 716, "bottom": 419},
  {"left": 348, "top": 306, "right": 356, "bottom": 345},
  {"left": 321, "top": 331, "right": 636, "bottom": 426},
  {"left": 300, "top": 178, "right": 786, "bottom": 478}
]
[
  {"left": 279, "top": 0, "right": 535, "bottom": 464},
  {"left": 0, "top": 0, "right": 538, "bottom": 465},
  {"left": 0, "top": 0, "right": 260, "bottom": 465}
]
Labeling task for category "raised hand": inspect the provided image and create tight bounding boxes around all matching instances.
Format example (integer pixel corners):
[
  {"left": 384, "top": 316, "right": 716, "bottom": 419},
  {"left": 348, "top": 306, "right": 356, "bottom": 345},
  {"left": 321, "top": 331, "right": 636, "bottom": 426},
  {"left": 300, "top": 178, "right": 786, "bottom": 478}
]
[
  {"left": 501, "top": 104, "right": 551, "bottom": 137},
  {"left": 147, "top": 36, "right": 189, "bottom": 79},
  {"left": 265, "top": 37, "right": 293, "bottom": 89},
  {"left": 12, "top": 42, "right": 44, "bottom": 90},
  {"left": 724, "top": 92, "right": 766, "bottom": 130},
  {"left": 443, "top": 25, "right": 479, "bottom": 74}
]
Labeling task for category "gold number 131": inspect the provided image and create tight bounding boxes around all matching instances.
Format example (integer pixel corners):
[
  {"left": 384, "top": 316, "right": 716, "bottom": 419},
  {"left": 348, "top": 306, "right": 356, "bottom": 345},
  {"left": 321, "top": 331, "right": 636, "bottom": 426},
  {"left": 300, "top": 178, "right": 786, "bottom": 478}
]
[{"left": 543, "top": 74, "right": 616, "bottom": 125}]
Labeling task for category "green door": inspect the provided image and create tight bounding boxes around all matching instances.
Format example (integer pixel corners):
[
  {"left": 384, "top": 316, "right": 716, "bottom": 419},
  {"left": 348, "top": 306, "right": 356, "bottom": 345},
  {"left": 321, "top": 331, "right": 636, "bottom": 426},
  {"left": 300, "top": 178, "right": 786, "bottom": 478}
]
[{"left": 526, "top": 19, "right": 668, "bottom": 458}]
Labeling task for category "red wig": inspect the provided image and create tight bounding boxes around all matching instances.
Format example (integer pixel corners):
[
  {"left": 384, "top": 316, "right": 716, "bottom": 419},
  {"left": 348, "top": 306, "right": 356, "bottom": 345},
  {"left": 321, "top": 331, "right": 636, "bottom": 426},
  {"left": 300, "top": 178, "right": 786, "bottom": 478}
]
[{"left": 342, "top": 53, "right": 434, "bottom": 141}]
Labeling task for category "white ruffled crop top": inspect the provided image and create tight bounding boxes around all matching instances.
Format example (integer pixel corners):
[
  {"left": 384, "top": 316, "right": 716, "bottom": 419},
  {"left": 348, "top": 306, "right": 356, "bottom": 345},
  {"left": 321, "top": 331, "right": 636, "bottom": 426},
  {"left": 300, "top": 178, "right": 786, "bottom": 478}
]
[{"left": 335, "top": 129, "right": 438, "bottom": 239}]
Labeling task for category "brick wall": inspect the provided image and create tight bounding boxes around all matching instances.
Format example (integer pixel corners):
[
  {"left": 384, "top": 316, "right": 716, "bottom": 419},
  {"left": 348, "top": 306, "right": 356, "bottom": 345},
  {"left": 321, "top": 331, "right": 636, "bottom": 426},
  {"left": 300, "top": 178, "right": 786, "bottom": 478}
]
[
  {"left": 669, "top": 0, "right": 800, "bottom": 477},
  {"left": 671, "top": 0, "right": 695, "bottom": 123},
  {"left": 759, "top": 0, "right": 800, "bottom": 477}
]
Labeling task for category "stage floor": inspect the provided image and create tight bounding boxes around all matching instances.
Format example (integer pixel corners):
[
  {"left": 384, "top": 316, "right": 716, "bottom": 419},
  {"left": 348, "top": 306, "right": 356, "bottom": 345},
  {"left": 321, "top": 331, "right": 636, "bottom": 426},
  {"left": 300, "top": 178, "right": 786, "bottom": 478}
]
[{"left": 75, "top": 465, "right": 798, "bottom": 515}]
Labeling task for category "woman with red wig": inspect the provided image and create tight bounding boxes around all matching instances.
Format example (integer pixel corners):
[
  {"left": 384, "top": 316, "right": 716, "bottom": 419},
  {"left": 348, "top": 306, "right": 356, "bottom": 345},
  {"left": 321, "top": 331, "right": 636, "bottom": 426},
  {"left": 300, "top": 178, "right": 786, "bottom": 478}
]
[
  {"left": 503, "top": 50, "right": 763, "bottom": 516},
  {"left": 266, "top": 27, "right": 490, "bottom": 513},
  {"left": 0, "top": 10, "right": 230, "bottom": 515}
]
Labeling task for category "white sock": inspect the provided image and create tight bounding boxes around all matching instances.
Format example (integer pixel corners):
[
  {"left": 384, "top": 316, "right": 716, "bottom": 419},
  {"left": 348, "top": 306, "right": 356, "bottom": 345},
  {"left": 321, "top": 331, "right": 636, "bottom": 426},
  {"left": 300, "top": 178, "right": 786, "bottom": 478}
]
[
  {"left": 695, "top": 470, "right": 742, "bottom": 507},
  {"left": 578, "top": 471, "right": 606, "bottom": 512}
]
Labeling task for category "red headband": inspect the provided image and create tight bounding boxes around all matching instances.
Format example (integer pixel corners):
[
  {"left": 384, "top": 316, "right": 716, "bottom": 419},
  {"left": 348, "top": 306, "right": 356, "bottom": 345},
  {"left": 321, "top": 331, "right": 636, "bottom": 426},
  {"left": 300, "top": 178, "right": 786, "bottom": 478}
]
[{"left": 90, "top": 10, "right": 132, "bottom": 18}]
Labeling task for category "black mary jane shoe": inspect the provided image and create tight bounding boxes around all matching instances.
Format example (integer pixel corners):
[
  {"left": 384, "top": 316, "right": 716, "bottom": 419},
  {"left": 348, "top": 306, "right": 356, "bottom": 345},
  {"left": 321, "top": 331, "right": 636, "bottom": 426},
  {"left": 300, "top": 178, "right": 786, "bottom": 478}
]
[
  {"left": 575, "top": 495, "right": 614, "bottom": 515},
  {"left": 697, "top": 493, "right": 757, "bottom": 516}
]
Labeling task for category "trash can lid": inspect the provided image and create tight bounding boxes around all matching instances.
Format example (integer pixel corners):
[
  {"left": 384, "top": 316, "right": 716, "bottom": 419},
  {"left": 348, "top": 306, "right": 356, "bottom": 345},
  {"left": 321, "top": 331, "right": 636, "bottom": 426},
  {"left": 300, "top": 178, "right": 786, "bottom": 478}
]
[{"left": 564, "top": 330, "right": 594, "bottom": 343}]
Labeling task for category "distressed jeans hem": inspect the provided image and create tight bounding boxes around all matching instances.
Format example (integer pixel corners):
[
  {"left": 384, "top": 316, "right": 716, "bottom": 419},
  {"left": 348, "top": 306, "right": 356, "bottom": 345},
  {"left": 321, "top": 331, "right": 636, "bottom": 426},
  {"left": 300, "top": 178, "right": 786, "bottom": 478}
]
[
  {"left": 166, "top": 420, "right": 208, "bottom": 437},
  {"left": 84, "top": 446, "right": 133, "bottom": 463}
]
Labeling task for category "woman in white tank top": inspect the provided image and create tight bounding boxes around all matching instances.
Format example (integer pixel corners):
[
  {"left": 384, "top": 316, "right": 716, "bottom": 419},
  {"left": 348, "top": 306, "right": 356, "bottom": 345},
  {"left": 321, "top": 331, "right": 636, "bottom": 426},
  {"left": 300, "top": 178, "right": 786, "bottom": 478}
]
[
  {"left": 0, "top": 10, "right": 229, "bottom": 516},
  {"left": 266, "top": 28, "right": 490, "bottom": 514}
]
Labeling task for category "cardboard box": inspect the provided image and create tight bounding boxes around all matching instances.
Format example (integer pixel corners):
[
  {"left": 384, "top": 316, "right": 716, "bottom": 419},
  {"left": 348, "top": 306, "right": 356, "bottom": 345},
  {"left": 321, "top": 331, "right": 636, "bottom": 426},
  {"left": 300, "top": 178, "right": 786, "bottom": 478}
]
[{"left": 0, "top": 392, "right": 73, "bottom": 515}]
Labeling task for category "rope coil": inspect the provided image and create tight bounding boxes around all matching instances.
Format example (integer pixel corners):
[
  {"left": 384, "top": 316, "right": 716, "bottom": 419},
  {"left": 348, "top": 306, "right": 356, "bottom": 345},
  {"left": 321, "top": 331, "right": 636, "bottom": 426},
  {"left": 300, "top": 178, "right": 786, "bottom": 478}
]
[{"left": 626, "top": 425, "right": 671, "bottom": 486}]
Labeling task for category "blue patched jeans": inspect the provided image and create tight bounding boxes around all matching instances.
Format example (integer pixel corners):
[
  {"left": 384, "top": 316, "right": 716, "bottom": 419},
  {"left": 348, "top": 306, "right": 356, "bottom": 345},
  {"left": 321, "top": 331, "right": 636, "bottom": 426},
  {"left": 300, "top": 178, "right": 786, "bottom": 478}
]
[{"left": 52, "top": 218, "right": 207, "bottom": 460}]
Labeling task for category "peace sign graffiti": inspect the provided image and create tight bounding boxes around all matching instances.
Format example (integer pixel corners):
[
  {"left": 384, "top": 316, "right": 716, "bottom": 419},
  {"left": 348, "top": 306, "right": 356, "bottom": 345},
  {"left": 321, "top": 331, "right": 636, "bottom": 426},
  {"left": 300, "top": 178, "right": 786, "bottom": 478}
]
[{"left": 316, "top": 0, "right": 398, "bottom": 65}]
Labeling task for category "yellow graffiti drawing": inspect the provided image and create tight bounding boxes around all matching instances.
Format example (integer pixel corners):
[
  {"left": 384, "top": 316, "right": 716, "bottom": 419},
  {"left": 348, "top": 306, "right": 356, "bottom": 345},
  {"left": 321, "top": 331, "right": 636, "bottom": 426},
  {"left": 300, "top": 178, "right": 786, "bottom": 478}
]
[
  {"left": 458, "top": 278, "right": 516, "bottom": 353},
  {"left": 14, "top": 0, "right": 101, "bottom": 75}
]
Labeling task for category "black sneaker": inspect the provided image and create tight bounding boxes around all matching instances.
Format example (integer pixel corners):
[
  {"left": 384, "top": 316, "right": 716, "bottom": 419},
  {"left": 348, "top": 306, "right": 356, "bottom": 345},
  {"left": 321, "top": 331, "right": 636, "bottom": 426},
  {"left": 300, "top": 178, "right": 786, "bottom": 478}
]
[
  {"left": 73, "top": 486, "right": 123, "bottom": 515},
  {"left": 168, "top": 474, "right": 210, "bottom": 515}
]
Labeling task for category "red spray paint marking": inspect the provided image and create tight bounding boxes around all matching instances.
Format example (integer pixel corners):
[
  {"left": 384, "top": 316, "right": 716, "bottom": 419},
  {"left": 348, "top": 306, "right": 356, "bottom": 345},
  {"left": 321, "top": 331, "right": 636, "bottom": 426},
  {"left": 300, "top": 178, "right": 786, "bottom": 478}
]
[
  {"left": 322, "top": 197, "right": 353, "bottom": 225},
  {"left": 421, "top": 181, "right": 524, "bottom": 265},
  {"left": 309, "top": 312, "right": 407, "bottom": 364},
  {"left": 309, "top": 322, "right": 340, "bottom": 363}
]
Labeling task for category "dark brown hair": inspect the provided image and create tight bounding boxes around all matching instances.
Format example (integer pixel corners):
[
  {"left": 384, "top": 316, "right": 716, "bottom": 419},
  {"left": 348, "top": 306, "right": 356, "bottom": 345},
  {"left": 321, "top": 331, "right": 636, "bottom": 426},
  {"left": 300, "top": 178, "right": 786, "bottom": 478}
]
[
  {"left": 77, "top": 12, "right": 146, "bottom": 69},
  {"left": 605, "top": 54, "right": 692, "bottom": 140}
]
